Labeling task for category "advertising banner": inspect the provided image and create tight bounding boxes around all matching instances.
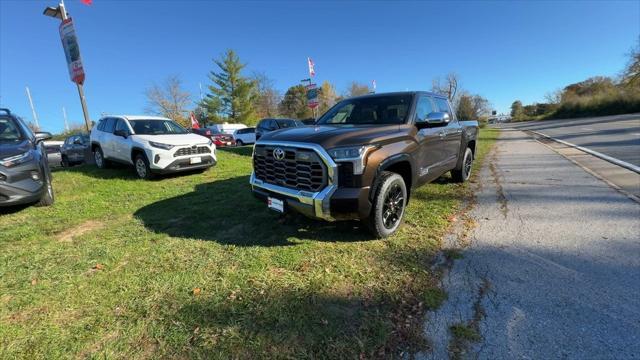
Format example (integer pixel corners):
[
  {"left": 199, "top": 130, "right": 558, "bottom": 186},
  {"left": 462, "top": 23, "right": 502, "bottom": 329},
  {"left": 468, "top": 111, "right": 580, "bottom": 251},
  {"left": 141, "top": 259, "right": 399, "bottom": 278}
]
[
  {"left": 59, "top": 18, "right": 85, "bottom": 85},
  {"left": 306, "top": 83, "right": 319, "bottom": 109}
]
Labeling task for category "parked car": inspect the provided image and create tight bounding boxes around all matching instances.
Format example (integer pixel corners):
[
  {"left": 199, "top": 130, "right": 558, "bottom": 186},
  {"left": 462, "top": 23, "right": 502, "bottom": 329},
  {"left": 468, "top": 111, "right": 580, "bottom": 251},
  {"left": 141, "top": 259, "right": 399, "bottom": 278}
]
[
  {"left": 255, "top": 118, "right": 305, "bottom": 141},
  {"left": 250, "top": 91, "right": 479, "bottom": 238},
  {"left": 192, "top": 127, "right": 235, "bottom": 147},
  {"left": 0, "top": 108, "right": 55, "bottom": 207},
  {"left": 207, "top": 123, "right": 247, "bottom": 135},
  {"left": 233, "top": 127, "right": 256, "bottom": 146},
  {"left": 60, "top": 133, "right": 90, "bottom": 167},
  {"left": 44, "top": 140, "right": 64, "bottom": 168},
  {"left": 90, "top": 115, "right": 217, "bottom": 179}
]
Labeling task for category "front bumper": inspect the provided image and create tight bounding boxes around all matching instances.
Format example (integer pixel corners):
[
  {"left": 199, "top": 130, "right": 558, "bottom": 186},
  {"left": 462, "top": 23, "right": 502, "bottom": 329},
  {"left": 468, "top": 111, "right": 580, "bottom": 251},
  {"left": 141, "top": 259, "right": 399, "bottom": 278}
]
[
  {"left": 249, "top": 141, "right": 372, "bottom": 221},
  {"left": 146, "top": 144, "right": 216, "bottom": 171},
  {"left": 0, "top": 164, "right": 45, "bottom": 207},
  {"left": 151, "top": 156, "right": 216, "bottom": 174}
]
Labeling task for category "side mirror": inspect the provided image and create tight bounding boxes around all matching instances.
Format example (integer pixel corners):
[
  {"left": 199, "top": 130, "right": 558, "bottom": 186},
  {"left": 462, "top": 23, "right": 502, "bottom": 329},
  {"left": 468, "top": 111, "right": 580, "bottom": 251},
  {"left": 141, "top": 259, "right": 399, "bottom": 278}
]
[
  {"left": 426, "top": 112, "right": 450, "bottom": 126},
  {"left": 35, "top": 132, "right": 52, "bottom": 143},
  {"left": 113, "top": 129, "right": 128, "bottom": 138},
  {"left": 73, "top": 138, "right": 83, "bottom": 145}
]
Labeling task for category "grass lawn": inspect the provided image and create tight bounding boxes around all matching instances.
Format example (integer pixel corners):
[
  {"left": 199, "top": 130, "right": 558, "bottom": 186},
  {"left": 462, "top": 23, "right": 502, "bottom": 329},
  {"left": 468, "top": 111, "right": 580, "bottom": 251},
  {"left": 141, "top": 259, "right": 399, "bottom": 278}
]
[{"left": 0, "top": 130, "right": 497, "bottom": 359}]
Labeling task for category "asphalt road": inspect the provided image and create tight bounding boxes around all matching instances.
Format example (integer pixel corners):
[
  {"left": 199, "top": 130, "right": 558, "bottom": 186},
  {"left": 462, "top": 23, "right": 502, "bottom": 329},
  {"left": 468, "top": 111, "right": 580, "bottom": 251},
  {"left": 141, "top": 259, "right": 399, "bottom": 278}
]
[
  {"left": 422, "top": 130, "right": 640, "bottom": 359},
  {"left": 500, "top": 114, "right": 640, "bottom": 167}
]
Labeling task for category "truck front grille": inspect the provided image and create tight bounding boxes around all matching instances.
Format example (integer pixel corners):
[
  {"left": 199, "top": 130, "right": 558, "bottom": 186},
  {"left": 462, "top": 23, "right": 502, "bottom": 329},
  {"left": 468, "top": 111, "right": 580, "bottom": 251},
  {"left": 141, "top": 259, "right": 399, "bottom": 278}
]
[
  {"left": 253, "top": 145, "right": 327, "bottom": 192},
  {"left": 174, "top": 146, "right": 209, "bottom": 157}
]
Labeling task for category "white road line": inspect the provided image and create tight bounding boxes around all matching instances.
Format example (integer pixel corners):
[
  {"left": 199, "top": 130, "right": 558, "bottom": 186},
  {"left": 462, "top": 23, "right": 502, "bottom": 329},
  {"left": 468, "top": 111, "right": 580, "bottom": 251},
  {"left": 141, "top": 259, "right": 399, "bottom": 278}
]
[{"left": 526, "top": 130, "right": 640, "bottom": 174}]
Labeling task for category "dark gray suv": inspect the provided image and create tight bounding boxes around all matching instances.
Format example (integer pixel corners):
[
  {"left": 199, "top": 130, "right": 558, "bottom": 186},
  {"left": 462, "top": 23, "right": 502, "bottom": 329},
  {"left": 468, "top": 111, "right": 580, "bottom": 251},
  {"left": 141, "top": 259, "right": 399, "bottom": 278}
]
[{"left": 0, "top": 108, "right": 55, "bottom": 207}]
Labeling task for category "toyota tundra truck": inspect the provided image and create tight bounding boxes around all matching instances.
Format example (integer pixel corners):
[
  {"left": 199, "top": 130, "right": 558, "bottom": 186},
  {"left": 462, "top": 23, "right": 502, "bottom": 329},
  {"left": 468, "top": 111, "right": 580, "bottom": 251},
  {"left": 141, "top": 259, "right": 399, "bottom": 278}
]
[{"left": 250, "top": 91, "right": 479, "bottom": 238}]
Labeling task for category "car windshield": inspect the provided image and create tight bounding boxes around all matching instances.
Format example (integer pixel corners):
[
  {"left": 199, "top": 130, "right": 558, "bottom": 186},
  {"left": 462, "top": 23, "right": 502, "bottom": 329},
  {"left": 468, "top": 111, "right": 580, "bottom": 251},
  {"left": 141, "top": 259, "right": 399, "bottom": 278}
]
[
  {"left": 129, "top": 119, "right": 188, "bottom": 135},
  {"left": 317, "top": 94, "right": 413, "bottom": 125},
  {"left": 276, "top": 119, "right": 303, "bottom": 128},
  {"left": 0, "top": 117, "right": 24, "bottom": 143}
]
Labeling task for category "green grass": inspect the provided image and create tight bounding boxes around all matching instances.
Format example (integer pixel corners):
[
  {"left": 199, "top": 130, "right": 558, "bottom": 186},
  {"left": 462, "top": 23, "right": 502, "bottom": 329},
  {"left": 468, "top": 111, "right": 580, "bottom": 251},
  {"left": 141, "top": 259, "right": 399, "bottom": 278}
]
[{"left": 0, "top": 131, "right": 497, "bottom": 359}]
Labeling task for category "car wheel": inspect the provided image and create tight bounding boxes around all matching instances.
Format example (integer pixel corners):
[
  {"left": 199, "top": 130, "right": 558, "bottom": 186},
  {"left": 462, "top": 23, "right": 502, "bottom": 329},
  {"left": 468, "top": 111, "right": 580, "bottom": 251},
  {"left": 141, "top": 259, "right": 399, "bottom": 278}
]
[
  {"left": 134, "top": 154, "right": 153, "bottom": 180},
  {"left": 36, "top": 167, "right": 55, "bottom": 207},
  {"left": 236, "top": 139, "right": 244, "bottom": 146},
  {"left": 451, "top": 147, "right": 473, "bottom": 183},
  {"left": 365, "top": 171, "right": 407, "bottom": 238},
  {"left": 94, "top": 147, "right": 108, "bottom": 169},
  {"left": 61, "top": 155, "right": 70, "bottom": 168}
]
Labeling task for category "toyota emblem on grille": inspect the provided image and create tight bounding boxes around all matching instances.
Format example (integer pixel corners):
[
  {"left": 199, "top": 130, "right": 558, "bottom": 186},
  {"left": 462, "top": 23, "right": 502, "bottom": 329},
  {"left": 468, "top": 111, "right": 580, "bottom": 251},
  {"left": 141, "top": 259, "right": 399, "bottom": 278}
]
[{"left": 273, "top": 148, "right": 285, "bottom": 161}]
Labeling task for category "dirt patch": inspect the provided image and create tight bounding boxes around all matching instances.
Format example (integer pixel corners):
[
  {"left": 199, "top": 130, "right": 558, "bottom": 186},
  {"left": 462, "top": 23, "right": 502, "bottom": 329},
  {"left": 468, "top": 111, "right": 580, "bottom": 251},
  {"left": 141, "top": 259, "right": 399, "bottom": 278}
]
[
  {"left": 57, "top": 220, "right": 104, "bottom": 243},
  {"left": 489, "top": 152, "right": 508, "bottom": 218}
]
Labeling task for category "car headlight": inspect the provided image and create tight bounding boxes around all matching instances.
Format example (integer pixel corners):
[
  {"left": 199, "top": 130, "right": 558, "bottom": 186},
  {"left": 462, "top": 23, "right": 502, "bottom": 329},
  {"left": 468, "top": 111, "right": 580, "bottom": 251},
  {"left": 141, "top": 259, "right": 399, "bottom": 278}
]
[
  {"left": 327, "top": 146, "right": 375, "bottom": 175},
  {"left": 149, "top": 141, "right": 174, "bottom": 150},
  {"left": 0, "top": 151, "right": 33, "bottom": 167}
]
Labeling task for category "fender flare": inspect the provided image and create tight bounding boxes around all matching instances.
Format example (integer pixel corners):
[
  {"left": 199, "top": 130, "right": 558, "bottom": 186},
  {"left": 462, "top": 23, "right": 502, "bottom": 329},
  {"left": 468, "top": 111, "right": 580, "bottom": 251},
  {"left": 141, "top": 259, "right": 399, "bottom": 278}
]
[{"left": 370, "top": 153, "right": 415, "bottom": 202}]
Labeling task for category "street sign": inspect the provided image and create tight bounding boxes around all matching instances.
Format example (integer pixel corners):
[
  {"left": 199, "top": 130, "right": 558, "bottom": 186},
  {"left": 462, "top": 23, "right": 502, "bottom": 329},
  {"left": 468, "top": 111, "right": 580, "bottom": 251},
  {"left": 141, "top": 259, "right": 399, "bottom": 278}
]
[
  {"left": 59, "top": 18, "right": 85, "bottom": 85},
  {"left": 306, "top": 83, "right": 319, "bottom": 109}
]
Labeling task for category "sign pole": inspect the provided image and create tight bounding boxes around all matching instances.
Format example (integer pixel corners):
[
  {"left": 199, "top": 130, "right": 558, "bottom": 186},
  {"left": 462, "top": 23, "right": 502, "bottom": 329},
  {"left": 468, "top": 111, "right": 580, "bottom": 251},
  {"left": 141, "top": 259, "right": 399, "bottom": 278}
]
[{"left": 59, "top": 0, "right": 91, "bottom": 132}]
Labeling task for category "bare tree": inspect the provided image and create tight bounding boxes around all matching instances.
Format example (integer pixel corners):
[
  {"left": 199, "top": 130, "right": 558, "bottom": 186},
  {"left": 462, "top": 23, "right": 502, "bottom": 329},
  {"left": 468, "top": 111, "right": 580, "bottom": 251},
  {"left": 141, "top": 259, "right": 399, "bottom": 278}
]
[
  {"left": 431, "top": 72, "right": 459, "bottom": 101},
  {"left": 345, "top": 81, "right": 371, "bottom": 98},
  {"left": 145, "top": 75, "right": 192, "bottom": 126},
  {"left": 251, "top": 72, "right": 281, "bottom": 119}
]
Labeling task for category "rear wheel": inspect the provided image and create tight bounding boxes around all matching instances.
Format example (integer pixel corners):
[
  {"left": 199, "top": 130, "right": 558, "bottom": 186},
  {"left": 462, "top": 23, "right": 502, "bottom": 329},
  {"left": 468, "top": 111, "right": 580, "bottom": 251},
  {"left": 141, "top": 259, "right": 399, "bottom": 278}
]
[
  {"left": 451, "top": 147, "right": 473, "bottom": 183},
  {"left": 134, "top": 154, "right": 153, "bottom": 180},
  {"left": 365, "top": 171, "right": 407, "bottom": 238},
  {"left": 94, "top": 147, "right": 109, "bottom": 169}
]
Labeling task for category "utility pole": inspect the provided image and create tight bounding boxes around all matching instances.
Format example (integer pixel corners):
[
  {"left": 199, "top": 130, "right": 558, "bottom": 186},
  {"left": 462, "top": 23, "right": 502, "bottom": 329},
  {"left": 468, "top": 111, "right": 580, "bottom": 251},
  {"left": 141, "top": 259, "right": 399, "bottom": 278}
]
[
  {"left": 25, "top": 86, "right": 40, "bottom": 129},
  {"left": 62, "top": 106, "right": 69, "bottom": 132}
]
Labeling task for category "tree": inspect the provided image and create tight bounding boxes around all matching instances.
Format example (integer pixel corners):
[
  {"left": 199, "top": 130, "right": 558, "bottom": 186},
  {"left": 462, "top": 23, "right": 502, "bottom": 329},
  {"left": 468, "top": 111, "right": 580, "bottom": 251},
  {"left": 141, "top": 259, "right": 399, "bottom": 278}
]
[
  {"left": 279, "top": 85, "right": 312, "bottom": 119},
  {"left": 144, "top": 75, "right": 192, "bottom": 127},
  {"left": 456, "top": 92, "right": 490, "bottom": 120},
  {"left": 510, "top": 100, "right": 524, "bottom": 119},
  {"left": 204, "top": 49, "right": 257, "bottom": 124},
  {"left": 621, "top": 40, "right": 640, "bottom": 89},
  {"left": 345, "top": 81, "right": 371, "bottom": 97},
  {"left": 318, "top": 80, "right": 338, "bottom": 114},
  {"left": 431, "top": 73, "right": 459, "bottom": 101},
  {"left": 251, "top": 72, "right": 281, "bottom": 119}
]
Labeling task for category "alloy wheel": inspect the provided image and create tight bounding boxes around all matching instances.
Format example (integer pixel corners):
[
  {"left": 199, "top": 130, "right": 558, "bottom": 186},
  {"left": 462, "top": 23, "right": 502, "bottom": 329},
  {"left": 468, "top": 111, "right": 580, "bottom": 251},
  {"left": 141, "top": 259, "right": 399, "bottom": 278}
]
[{"left": 381, "top": 183, "right": 404, "bottom": 229}]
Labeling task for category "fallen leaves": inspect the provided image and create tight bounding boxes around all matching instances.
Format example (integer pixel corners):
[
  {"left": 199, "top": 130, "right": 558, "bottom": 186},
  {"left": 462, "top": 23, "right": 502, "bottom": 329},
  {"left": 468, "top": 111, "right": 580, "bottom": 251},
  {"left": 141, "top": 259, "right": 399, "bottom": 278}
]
[{"left": 193, "top": 288, "right": 201, "bottom": 296}]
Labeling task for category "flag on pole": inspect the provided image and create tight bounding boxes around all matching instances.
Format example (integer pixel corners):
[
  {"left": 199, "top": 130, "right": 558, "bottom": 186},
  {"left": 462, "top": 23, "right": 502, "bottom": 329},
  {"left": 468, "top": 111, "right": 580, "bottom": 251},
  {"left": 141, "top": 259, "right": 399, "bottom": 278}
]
[
  {"left": 80, "top": 0, "right": 93, "bottom": 5},
  {"left": 190, "top": 112, "right": 200, "bottom": 129},
  {"left": 372, "top": 80, "right": 377, "bottom": 92},
  {"left": 307, "top": 57, "right": 315, "bottom": 77}
]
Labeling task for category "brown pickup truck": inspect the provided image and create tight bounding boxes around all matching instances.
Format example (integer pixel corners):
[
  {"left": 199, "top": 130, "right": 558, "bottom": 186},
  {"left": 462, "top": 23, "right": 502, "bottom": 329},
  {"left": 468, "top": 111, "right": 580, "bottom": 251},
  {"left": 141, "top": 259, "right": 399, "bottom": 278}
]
[{"left": 250, "top": 91, "right": 479, "bottom": 238}]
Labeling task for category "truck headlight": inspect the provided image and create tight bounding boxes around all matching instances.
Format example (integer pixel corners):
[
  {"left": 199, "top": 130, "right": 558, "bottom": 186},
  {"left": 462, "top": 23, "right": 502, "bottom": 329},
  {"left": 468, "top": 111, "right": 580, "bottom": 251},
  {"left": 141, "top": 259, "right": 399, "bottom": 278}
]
[
  {"left": 327, "top": 146, "right": 374, "bottom": 175},
  {"left": 0, "top": 151, "right": 33, "bottom": 167},
  {"left": 149, "top": 141, "right": 174, "bottom": 150}
]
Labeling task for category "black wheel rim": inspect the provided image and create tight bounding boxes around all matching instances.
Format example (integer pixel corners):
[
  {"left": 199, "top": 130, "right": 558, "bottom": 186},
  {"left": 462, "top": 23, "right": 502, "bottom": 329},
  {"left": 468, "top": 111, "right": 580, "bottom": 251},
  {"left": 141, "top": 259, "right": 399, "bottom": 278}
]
[
  {"left": 382, "top": 183, "right": 404, "bottom": 229},
  {"left": 464, "top": 152, "right": 472, "bottom": 179}
]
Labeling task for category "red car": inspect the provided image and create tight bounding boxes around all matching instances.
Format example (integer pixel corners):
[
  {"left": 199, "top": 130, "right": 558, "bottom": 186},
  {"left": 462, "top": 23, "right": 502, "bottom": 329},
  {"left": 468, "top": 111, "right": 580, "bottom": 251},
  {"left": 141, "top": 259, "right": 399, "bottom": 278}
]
[{"left": 192, "top": 128, "right": 236, "bottom": 147}]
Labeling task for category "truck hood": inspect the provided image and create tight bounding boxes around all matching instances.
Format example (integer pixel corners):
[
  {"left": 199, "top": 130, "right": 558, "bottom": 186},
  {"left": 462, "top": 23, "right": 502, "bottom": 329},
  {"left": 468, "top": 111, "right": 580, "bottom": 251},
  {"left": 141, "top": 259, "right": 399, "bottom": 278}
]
[
  {"left": 0, "top": 140, "right": 31, "bottom": 160},
  {"left": 259, "top": 125, "right": 407, "bottom": 149},
  {"left": 132, "top": 133, "right": 209, "bottom": 146}
]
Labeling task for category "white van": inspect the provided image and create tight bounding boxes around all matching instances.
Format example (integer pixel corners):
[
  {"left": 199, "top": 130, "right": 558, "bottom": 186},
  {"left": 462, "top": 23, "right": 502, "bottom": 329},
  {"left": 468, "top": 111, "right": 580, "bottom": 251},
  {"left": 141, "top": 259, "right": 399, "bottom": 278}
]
[{"left": 207, "top": 123, "right": 247, "bottom": 135}]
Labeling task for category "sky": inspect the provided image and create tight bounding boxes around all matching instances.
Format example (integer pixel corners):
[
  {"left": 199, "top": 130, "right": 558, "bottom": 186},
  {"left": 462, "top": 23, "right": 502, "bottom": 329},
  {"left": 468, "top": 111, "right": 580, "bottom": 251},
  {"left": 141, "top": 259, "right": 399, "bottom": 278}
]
[{"left": 0, "top": 0, "right": 638, "bottom": 133}]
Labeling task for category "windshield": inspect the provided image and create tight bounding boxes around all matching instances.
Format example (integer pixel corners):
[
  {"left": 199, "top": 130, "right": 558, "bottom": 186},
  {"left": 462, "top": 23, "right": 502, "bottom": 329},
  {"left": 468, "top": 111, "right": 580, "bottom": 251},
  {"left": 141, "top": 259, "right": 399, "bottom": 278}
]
[
  {"left": 317, "top": 94, "right": 413, "bottom": 125},
  {"left": 0, "top": 117, "right": 25, "bottom": 143},
  {"left": 129, "top": 119, "right": 188, "bottom": 135}
]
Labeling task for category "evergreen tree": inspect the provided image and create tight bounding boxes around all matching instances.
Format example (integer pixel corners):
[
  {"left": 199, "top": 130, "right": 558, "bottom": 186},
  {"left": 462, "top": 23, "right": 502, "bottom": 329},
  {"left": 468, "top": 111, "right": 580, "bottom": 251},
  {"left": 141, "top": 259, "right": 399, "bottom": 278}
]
[
  {"left": 204, "top": 49, "right": 257, "bottom": 124},
  {"left": 510, "top": 100, "right": 524, "bottom": 119},
  {"left": 279, "top": 85, "right": 312, "bottom": 119}
]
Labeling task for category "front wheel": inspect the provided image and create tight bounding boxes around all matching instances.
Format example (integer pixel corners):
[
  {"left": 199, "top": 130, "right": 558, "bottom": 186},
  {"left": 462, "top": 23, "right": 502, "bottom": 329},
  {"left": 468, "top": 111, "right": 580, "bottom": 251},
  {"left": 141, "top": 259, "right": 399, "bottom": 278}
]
[
  {"left": 236, "top": 139, "right": 244, "bottom": 146},
  {"left": 451, "top": 147, "right": 473, "bottom": 183},
  {"left": 94, "top": 147, "right": 108, "bottom": 169},
  {"left": 134, "top": 154, "right": 154, "bottom": 180},
  {"left": 365, "top": 171, "right": 407, "bottom": 238},
  {"left": 36, "top": 167, "right": 54, "bottom": 207}
]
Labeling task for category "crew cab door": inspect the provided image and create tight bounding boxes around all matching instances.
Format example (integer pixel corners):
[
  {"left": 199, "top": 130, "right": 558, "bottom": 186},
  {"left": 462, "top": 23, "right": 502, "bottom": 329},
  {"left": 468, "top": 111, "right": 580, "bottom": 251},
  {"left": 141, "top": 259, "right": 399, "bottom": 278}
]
[
  {"left": 433, "top": 97, "right": 463, "bottom": 169},
  {"left": 414, "top": 95, "right": 447, "bottom": 182}
]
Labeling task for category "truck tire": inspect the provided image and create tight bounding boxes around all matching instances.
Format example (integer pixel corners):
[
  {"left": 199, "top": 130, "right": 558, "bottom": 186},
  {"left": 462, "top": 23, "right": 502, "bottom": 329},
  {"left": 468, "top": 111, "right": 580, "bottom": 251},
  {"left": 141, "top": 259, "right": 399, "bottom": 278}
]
[
  {"left": 36, "top": 167, "right": 55, "bottom": 207},
  {"left": 365, "top": 171, "right": 407, "bottom": 238},
  {"left": 451, "top": 147, "right": 473, "bottom": 183}
]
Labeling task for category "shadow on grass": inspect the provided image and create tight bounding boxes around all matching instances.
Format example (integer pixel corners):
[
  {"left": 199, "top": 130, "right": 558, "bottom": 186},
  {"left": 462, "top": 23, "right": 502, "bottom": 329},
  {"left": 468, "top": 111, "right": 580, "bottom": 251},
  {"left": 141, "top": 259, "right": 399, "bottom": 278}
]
[
  {"left": 218, "top": 146, "right": 253, "bottom": 157},
  {"left": 133, "top": 175, "right": 373, "bottom": 246},
  {"left": 58, "top": 163, "right": 207, "bottom": 181}
]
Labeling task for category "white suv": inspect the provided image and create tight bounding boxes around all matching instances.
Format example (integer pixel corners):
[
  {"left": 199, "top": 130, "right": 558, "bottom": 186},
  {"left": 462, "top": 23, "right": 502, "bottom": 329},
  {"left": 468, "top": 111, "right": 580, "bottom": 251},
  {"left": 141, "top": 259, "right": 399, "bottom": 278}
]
[{"left": 90, "top": 115, "right": 216, "bottom": 179}]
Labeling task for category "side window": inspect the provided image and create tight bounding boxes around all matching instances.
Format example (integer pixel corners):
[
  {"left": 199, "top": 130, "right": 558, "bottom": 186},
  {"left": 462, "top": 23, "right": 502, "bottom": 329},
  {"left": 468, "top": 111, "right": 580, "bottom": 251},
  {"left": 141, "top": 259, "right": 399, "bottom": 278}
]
[
  {"left": 266, "top": 120, "right": 277, "bottom": 130},
  {"left": 257, "top": 120, "right": 266, "bottom": 130},
  {"left": 103, "top": 118, "right": 116, "bottom": 133},
  {"left": 415, "top": 96, "right": 435, "bottom": 122},
  {"left": 97, "top": 118, "right": 105, "bottom": 131},
  {"left": 114, "top": 119, "right": 129, "bottom": 134},
  {"left": 248, "top": 128, "right": 255, "bottom": 133},
  {"left": 434, "top": 98, "right": 452, "bottom": 116}
]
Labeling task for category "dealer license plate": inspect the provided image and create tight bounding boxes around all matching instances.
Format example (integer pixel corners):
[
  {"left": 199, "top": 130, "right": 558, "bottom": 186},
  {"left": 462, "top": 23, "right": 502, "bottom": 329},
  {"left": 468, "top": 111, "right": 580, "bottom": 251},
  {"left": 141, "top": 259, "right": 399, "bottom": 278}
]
[
  {"left": 267, "top": 197, "right": 284, "bottom": 213},
  {"left": 190, "top": 157, "right": 202, "bottom": 164}
]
